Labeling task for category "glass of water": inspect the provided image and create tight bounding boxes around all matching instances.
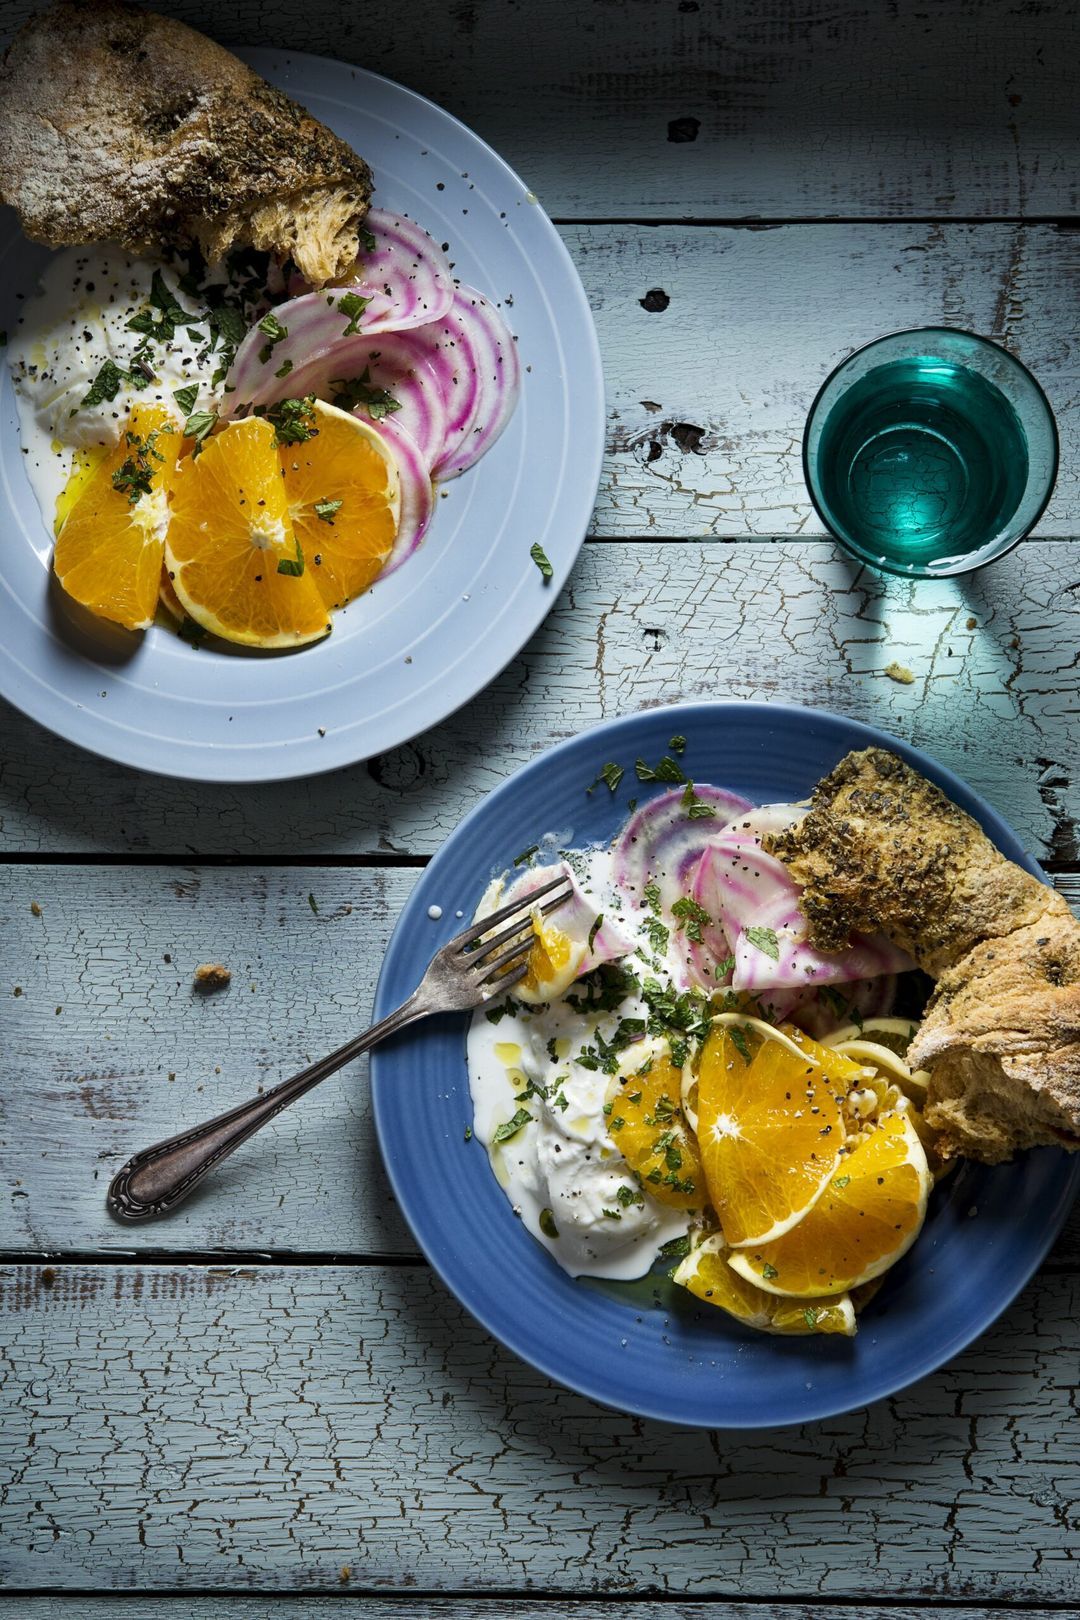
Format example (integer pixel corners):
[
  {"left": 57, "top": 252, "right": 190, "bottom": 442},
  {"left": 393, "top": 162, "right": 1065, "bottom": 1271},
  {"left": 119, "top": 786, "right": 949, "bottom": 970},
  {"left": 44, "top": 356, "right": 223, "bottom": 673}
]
[{"left": 803, "top": 327, "right": 1058, "bottom": 577}]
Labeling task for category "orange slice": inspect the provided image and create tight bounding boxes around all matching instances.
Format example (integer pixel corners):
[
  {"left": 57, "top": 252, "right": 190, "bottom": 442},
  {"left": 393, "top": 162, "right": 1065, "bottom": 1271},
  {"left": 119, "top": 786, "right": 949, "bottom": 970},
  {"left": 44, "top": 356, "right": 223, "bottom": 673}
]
[
  {"left": 164, "top": 416, "right": 331, "bottom": 649},
  {"left": 606, "top": 1044, "right": 703, "bottom": 1208},
  {"left": 673, "top": 1234, "right": 856, "bottom": 1335},
  {"left": 728, "top": 1108, "right": 931, "bottom": 1298},
  {"left": 516, "top": 911, "right": 585, "bottom": 1004},
  {"left": 696, "top": 1021, "right": 846, "bottom": 1247},
  {"left": 279, "top": 400, "right": 400, "bottom": 611},
  {"left": 53, "top": 404, "right": 179, "bottom": 631}
]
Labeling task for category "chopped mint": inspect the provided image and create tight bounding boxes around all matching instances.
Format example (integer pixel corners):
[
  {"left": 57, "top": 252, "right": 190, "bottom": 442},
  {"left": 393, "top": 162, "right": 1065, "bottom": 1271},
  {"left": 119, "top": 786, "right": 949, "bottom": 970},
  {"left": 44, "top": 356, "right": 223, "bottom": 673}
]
[
  {"left": 530, "top": 541, "right": 553, "bottom": 583},
  {"left": 81, "top": 359, "right": 129, "bottom": 409},
  {"left": 834, "top": 1174, "right": 851, "bottom": 1189},
  {"left": 338, "top": 291, "right": 371, "bottom": 335},
  {"left": 254, "top": 396, "right": 319, "bottom": 446},
  {"left": 463, "top": 1125, "right": 473, "bottom": 1142},
  {"left": 307, "top": 892, "right": 318, "bottom": 914},
  {"left": 587, "top": 761, "right": 624, "bottom": 795},
  {"left": 172, "top": 383, "right": 199, "bottom": 417},
  {"left": 276, "top": 538, "right": 305, "bottom": 577},
  {"left": 275, "top": 358, "right": 294, "bottom": 380},
  {"left": 184, "top": 409, "right": 219, "bottom": 451},
  {"left": 588, "top": 914, "right": 603, "bottom": 951},
  {"left": 512, "top": 843, "right": 539, "bottom": 866},
  {"left": 331, "top": 368, "right": 401, "bottom": 421},
  {"left": 492, "top": 1108, "right": 532, "bottom": 1144},
  {"left": 744, "top": 925, "right": 780, "bottom": 961},
  {"left": 635, "top": 755, "right": 687, "bottom": 784},
  {"left": 727, "top": 1023, "right": 752, "bottom": 1064},
  {"left": 671, "top": 896, "right": 710, "bottom": 944},
  {"left": 762, "top": 1262, "right": 779, "bottom": 1281},
  {"left": 669, "top": 734, "right": 687, "bottom": 753},
  {"left": 314, "top": 498, "right": 343, "bottom": 525},
  {"left": 658, "top": 1233, "right": 691, "bottom": 1260},
  {"left": 681, "top": 781, "right": 717, "bottom": 819}
]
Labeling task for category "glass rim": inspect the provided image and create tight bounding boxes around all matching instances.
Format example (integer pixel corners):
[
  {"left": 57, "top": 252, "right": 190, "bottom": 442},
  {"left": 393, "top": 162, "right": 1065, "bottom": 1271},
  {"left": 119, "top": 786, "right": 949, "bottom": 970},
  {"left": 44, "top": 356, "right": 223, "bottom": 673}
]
[{"left": 801, "top": 325, "right": 1060, "bottom": 578}]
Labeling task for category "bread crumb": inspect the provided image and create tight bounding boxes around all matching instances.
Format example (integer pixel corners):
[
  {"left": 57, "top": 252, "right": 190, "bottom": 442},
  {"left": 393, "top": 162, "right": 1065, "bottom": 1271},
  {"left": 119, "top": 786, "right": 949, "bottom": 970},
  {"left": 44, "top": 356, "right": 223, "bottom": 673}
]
[
  {"left": 12, "top": 986, "right": 22, "bottom": 997},
  {"left": 884, "top": 661, "right": 915, "bottom": 685},
  {"left": 340, "top": 1566, "right": 352, "bottom": 1584},
  {"left": 966, "top": 616, "right": 977, "bottom": 630},
  {"left": 29, "top": 900, "right": 42, "bottom": 917},
  {"left": 194, "top": 963, "right": 231, "bottom": 991}
]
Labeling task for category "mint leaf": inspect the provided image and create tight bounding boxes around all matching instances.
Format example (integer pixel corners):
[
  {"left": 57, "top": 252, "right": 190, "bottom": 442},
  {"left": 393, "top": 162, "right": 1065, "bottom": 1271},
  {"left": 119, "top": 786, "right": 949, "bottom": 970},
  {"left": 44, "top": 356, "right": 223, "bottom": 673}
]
[
  {"left": 276, "top": 537, "right": 305, "bottom": 577},
  {"left": 172, "top": 384, "right": 199, "bottom": 417},
  {"left": 530, "top": 542, "right": 553, "bottom": 583},
  {"left": 314, "top": 498, "right": 342, "bottom": 524},
  {"left": 744, "top": 926, "right": 780, "bottom": 961},
  {"left": 493, "top": 1108, "right": 532, "bottom": 1144}
]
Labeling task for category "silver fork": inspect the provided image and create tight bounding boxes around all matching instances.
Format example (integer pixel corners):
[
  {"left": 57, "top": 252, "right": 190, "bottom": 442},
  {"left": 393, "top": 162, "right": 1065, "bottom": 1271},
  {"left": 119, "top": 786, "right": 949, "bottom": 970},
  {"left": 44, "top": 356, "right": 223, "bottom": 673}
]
[{"left": 106, "top": 872, "right": 573, "bottom": 1222}]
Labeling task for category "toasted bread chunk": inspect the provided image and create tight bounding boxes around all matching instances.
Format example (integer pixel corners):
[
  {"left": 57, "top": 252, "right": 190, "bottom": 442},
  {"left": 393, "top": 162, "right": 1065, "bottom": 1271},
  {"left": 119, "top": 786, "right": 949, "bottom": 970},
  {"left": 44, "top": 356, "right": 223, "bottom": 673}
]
[
  {"left": 765, "top": 747, "right": 1067, "bottom": 977},
  {"left": 766, "top": 748, "right": 1080, "bottom": 1163},
  {"left": 0, "top": 1, "right": 373, "bottom": 285},
  {"left": 910, "top": 915, "right": 1080, "bottom": 1162}
]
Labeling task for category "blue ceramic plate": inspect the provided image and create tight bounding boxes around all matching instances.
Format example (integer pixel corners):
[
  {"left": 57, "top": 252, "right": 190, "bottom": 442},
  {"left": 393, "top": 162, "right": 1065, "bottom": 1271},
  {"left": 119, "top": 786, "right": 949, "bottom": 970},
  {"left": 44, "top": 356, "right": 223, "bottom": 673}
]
[
  {"left": 372, "top": 703, "right": 1080, "bottom": 1427},
  {"left": 0, "top": 51, "right": 603, "bottom": 782}
]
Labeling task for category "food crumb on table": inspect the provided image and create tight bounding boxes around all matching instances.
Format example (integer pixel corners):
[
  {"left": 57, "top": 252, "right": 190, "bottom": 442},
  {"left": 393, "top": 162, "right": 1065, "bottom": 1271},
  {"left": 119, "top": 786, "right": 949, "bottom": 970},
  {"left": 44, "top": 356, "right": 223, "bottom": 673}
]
[
  {"left": 29, "top": 900, "right": 41, "bottom": 916},
  {"left": 884, "top": 661, "right": 916, "bottom": 685},
  {"left": 193, "top": 962, "right": 231, "bottom": 991}
]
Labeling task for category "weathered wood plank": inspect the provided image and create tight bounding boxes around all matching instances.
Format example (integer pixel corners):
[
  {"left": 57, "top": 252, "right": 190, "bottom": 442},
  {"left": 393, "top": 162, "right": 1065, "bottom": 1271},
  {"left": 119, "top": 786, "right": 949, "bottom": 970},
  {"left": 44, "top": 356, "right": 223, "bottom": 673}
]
[
  {"left": 1, "top": 0, "right": 1074, "bottom": 219},
  {"left": 3, "top": 538, "right": 1079, "bottom": 860},
  {"left": 0, "top": 866, "right": 416, "bottom": 1255},
  {"left": 13, "top": 1605, "right": 1075, "bottom": 1620},
  {"left": 567, "top": 224, "right": 1080, "bottom": 541},
  {"left": 2, "top": 864, "right": 1079, "bottom": 1261},
  {"left": 2, "top": 1263, "right": 1079, "bottom": 1597}
]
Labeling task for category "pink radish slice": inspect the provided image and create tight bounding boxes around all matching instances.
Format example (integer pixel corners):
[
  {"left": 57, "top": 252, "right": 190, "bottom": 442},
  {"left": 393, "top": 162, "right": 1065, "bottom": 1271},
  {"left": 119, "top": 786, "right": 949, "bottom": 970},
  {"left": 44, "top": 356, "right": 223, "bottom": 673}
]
[
  {"left": 340, "top": 209, "right": 456, "bottom": 332},
  {"left": 687, "top": 804, "right": 806, "bottom": 987},
  {"left": 435, "top": 285, "right": 521, "bottom": 478},
  {"left": 228, "top": 212, "right": 455, "bottom": 402},
  {"left": 264, "top": 333, "right": 449, "bottom": 471},
  {"left": 369, "top": 416, "right": 434, "bottom": 575},
  {"left": 690, "top": 803, "right": 911, "bottom": 993},
  {"left": 789, "top": 975, "right": 899, "bottom": 1041},
  {"left": 399, "top": 303, "right": 481, "bottom": 472},
  {"left": 613, "top": 785, "right": 752, "bottom": 914},
  {"left": 730, "top": 881, "right": 911, "bottom": 993},
  {"left": 502, "top": 862, "right": 636, "bottom": 973},
  {"left": 226, "top": 287, "right": 395, "bottom": 404}
]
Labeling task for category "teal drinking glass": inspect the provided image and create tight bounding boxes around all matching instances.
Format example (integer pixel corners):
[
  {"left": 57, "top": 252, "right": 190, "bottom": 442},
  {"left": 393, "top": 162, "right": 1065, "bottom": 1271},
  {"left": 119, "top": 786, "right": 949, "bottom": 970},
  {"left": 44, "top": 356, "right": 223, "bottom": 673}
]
[{"left": 803, "top": 327, "right": 1058, "bottom": 577}]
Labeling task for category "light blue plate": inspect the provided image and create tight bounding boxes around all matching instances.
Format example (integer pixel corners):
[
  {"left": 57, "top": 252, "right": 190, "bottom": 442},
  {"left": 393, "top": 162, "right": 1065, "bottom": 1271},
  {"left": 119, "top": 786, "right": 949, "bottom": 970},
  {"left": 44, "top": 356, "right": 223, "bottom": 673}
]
[
  {"left": 0, "top": 51, "right": 603, "bottom": 782},
  {"left": 372, "top": 702, "right": 1080, "bottom": 1427}
]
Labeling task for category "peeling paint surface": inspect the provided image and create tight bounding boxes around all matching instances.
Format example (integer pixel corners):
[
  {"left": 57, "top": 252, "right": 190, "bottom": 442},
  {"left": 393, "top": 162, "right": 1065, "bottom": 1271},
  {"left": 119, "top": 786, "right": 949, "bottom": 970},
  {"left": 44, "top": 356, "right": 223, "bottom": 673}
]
[{"left": 1, "top": 0, "right": 1079, "bottom": 1607}]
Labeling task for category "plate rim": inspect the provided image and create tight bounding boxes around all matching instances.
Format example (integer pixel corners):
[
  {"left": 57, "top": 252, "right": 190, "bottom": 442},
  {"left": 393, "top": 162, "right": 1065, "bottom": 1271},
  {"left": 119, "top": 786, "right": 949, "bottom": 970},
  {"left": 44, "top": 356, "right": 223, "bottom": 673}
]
[
  {"left": 0, "top": 49, "right": 605, "bottom": 785},
  {"left": 371, "top": 698, "right": 1080, "bottom": 1428}
]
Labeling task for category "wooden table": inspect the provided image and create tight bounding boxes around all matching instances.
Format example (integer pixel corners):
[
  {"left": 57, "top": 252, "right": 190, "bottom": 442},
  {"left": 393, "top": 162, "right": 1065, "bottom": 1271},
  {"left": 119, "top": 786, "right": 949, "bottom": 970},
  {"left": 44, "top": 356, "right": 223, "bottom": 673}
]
[{"left": 2, "top": 1, "right": 1079, "bottom": 1612}]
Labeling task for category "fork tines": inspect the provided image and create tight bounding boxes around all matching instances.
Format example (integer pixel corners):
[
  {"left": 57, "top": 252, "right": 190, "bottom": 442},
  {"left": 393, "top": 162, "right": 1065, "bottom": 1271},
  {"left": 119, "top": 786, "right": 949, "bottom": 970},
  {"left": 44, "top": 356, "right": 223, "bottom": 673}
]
[{"left": 456, "top": 872, "right": 575, "bottom": 982}]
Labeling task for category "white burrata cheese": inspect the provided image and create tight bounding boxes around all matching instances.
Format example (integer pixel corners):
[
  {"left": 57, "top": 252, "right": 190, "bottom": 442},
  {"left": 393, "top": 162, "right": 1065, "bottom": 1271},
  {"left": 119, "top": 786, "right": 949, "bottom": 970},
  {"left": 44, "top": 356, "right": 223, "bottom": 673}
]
[
  {"left": 7, "top": 245, "right": 220, "bottom": 524},
  {"left": 467, "top": 845, "right": 695, "bottom": 1280}
]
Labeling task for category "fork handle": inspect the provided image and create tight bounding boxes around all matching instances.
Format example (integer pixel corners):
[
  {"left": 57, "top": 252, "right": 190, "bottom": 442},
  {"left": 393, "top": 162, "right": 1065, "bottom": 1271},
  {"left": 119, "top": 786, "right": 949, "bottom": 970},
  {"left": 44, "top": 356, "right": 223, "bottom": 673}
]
[{"left": 106, "top": 989, "right": 426, "bottom": 1222}]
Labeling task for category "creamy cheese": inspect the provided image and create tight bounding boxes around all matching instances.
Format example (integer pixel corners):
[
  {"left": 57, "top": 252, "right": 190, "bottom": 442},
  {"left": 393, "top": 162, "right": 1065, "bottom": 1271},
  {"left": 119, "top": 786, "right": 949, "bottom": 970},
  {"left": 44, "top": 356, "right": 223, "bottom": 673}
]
[
  {"left": 7, "top": 245, "right": 220, "bottom": 526},
  {"left": 467, "top": 844, "right": 695, "bottom": 1280}
]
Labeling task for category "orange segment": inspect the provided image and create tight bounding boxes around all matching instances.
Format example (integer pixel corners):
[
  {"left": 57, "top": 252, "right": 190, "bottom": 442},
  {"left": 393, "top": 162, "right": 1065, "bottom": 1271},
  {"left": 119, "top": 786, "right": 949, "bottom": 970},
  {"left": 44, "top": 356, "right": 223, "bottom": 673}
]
[
  {"left": 674, "top": 1235, "right": 856, "bottom": 1336},
  {"left": 516, "top": 913, "right": 585, "bottom": 1004},
  {"left": 165, "top": 416, "right": 331, "bottom": 649},
  {"left": 696, "top": 1021, "right": 845, "bottom": 1247},
  {"left": 606, "top": 1046, "right": 703, "bottom": 1208},
  {"left": 280, "top": 400, "right": 400, "bottom": 611},
  {"left": 728, "top": 1109, "right": 931, "bottom": 1298},
  {"left": 53, "top": 404, "right": 179, "bottom": 631}
]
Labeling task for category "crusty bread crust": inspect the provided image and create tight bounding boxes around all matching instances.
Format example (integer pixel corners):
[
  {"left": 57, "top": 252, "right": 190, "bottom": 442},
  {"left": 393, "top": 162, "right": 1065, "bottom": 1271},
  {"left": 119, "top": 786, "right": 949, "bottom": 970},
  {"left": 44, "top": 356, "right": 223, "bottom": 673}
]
[
  {"left": 765, "top": 747, "right": 1068, "bottom": 977},
  {"left": 0, "top": 0, "right": 373, "bottom": 284},
  {"left": 766, "top": 748, "right": 1080, "bottom": 1164}
]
